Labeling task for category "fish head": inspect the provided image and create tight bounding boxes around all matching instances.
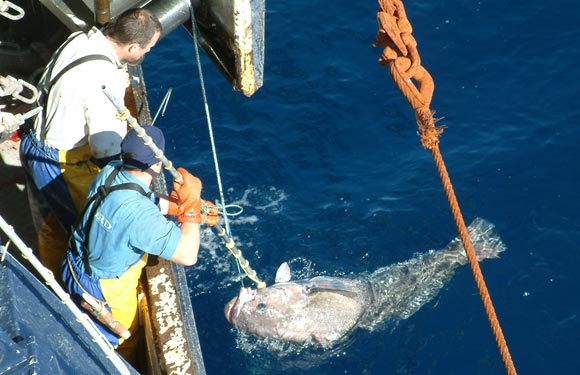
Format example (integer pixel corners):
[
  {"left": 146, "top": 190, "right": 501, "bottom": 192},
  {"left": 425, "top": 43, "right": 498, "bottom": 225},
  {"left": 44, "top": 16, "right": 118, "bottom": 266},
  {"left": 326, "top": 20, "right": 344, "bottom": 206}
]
[
  {"left": 225, "top": 283, "right": 310, "bottom": 341},
  {"left": 224, "top": 278, "right": 367, "bottom": 346}
]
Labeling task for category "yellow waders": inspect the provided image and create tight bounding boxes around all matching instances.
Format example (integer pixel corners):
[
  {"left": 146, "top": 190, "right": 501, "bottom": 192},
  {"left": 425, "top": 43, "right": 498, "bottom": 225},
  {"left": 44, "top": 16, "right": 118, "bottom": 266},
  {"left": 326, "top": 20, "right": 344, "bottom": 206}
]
[
  {"left": 100, "top": 254, "right": 149, "bottom": 366},
  {"left": 37, "top": 144, "right": 100, "bottom": 281}
]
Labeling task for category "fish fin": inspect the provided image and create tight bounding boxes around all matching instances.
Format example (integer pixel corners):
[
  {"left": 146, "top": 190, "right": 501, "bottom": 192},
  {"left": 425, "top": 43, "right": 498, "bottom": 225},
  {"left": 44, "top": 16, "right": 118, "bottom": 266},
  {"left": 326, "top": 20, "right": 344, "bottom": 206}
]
[
  {"left": 304, "top": 277, "right": 358, "bottom": 297},
  {"left": 275, "top": 262, "right": 292, "bottom": 283}
]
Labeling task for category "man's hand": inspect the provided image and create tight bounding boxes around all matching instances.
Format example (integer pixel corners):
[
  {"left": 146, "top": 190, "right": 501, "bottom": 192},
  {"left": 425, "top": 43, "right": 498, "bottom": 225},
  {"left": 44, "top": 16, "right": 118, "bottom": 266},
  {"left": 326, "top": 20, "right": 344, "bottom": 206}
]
[{"left": 170, "top": 168, "right": 202, "bottom": 222}]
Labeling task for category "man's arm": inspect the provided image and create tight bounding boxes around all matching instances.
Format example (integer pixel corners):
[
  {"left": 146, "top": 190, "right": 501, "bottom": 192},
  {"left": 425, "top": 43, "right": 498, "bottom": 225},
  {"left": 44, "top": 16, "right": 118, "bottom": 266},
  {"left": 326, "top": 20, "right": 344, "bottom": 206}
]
[{"left": 169, "top": 222, "right": 201, "bottom": 266}]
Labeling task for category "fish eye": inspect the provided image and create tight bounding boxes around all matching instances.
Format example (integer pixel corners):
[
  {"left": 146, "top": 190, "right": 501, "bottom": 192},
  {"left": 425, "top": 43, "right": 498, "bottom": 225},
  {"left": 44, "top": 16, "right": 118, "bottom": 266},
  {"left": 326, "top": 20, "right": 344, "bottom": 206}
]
[{"left": 256, "top": 303, "right": 267, "bottom": 312}]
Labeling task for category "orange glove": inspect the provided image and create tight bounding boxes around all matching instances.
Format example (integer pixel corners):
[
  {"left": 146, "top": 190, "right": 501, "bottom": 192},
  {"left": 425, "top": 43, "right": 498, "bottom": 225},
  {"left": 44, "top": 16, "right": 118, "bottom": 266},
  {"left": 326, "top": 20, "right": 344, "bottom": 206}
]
[
  {"left": 170, "top": 168, "right": 202, "bottom": 222},
  {"left": 167, "top": 190, "right": 180, "bottom": 216},
  {"left": 201, "top": 200, "right": 220, "bottom": 226}
]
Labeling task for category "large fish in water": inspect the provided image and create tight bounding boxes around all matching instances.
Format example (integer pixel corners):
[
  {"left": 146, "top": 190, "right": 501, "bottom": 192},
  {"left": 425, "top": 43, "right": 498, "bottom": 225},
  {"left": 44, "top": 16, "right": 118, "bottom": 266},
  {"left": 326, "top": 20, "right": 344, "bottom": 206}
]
[{"left": 224, "top": 218, "right": 506, "bottom": 347}]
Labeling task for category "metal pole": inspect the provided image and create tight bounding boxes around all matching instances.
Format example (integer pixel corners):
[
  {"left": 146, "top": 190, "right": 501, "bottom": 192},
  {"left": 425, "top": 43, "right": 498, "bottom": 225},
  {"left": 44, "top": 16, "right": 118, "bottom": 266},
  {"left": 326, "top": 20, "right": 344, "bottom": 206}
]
[{"left": 94, "top": 0, "right": 111, "bottom": 27}]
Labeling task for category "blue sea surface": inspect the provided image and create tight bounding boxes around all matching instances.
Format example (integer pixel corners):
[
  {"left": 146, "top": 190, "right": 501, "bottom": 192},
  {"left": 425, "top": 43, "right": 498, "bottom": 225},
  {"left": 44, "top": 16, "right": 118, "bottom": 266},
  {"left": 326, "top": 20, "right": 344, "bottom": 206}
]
[{"left": 143, "top": 0, "right": 580, "bottom": 374}]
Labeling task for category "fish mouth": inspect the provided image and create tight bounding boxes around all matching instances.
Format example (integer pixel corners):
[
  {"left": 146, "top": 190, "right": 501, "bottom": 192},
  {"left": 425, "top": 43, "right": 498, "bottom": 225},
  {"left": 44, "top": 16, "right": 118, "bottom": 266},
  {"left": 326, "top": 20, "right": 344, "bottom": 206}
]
[
  {"left": 225, "top": 287, "right": 256, "bottom": 325},
  {"left": 224, "top": 298, "right": 238, "bottom": 324}
]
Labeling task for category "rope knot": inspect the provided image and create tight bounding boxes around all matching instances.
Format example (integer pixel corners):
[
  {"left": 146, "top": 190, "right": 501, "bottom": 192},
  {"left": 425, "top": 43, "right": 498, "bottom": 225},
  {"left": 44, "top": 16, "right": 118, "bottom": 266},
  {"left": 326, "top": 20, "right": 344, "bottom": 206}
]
[{"left": 415, "top": 108, "right": 444, "bottom": 150}]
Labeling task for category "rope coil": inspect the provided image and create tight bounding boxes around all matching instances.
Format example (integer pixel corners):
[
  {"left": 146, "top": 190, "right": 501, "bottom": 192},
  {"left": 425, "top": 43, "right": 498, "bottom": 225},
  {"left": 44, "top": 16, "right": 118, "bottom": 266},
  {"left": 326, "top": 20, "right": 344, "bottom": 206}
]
[{"left": 374, "top": 1, "right": 517, "bottom": 374}]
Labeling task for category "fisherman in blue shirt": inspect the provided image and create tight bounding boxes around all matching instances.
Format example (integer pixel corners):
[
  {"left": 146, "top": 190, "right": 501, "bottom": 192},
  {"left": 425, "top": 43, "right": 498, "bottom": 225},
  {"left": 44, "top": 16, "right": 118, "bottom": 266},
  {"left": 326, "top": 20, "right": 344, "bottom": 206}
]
[{"left": 62, "top": 125, "right": 218, "bottom": 364}]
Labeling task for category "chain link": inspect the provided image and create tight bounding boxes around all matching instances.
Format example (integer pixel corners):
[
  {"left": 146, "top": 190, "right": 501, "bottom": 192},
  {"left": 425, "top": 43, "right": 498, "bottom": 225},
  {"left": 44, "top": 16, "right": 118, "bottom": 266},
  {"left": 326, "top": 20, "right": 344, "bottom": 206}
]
[
  {"left": 0, "top": 76, "right": 41, "bottom": 141},
  {"left": 0, "top": 75, "right": 39, "bottom": 104},
  {"left": 375, "top": 0, "right": 434, "bottom": 111},
  {"left": 0, "top": 0, "right": 24, "bottom": 21}
]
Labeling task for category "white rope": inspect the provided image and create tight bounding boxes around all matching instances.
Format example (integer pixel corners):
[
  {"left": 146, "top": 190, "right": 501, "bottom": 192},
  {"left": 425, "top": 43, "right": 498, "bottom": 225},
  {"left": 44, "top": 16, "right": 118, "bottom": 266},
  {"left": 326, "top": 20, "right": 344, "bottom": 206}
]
[
  {"left": 187, "top": 5, "right": 245, "bottom": 284},
  {"left": 187, "top": 8, "right": 233, "bottom": 236},
  {"left": 152, "top": 87, "right": 173, "bottom": 126}
]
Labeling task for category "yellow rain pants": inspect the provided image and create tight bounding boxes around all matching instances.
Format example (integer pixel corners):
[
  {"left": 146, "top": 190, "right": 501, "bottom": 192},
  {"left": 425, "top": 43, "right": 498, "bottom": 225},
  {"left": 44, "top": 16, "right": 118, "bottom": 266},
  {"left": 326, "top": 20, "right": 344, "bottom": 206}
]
[{"left": 100, "top": 254, "right": 149, "bottom": 366}]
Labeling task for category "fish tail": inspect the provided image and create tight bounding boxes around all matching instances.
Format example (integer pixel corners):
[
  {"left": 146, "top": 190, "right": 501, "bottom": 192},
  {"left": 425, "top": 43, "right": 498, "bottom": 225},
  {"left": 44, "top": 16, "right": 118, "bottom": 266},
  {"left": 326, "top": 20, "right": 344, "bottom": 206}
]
[{"left": 443, "top": 217, "right": 507, "bottom": 262}]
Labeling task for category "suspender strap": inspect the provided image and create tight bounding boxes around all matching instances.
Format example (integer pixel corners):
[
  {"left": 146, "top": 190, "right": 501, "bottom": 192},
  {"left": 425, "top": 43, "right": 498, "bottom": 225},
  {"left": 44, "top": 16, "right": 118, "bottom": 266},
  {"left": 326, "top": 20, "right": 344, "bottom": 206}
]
[
  {"left": 41, "top": 54, "right": 113, "bottom": 106},
  {"left": 42, "top": 31, "right": 84, "bottom": 88},
  {"left": 37, "top": 31, "right": 113, "bottom": 108},
  {"left": 71, "top": 166, "right": 151, "bottom": 275},
  {"left": 47, "top": 54, "right": 112, "bottom": 91}
]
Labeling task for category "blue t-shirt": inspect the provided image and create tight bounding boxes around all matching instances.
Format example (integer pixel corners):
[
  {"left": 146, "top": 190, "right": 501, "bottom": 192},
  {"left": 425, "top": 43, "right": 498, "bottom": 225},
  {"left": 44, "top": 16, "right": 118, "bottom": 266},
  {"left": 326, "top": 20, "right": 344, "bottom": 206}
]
[{"left": 70, "top": 161, "right": 181, "bottom": 279}]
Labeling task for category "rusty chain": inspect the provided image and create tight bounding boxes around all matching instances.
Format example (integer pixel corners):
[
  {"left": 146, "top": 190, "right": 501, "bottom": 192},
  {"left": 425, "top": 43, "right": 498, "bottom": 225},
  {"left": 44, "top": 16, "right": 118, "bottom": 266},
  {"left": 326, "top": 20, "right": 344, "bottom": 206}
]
[
  {"left": 373, "top": 1, "right": 517, "bottom": 374},
  {"left": 374, "top": 0, "right": 442, "bottom": 149}
]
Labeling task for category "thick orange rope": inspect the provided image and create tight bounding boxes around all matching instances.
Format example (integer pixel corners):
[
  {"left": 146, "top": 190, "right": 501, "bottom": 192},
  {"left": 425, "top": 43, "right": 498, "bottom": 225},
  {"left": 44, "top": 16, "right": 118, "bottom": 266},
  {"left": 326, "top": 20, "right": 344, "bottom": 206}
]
[{"left": 374, "top": 1, "right": 517, "bottom": 374}]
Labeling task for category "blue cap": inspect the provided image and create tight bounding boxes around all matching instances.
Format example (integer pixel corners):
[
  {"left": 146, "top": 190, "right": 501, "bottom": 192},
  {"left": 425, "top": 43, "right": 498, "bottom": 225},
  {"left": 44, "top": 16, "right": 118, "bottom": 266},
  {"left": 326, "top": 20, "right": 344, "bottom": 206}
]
[{"left": 121, "top": 125, "right": 165, "bottom": 170}]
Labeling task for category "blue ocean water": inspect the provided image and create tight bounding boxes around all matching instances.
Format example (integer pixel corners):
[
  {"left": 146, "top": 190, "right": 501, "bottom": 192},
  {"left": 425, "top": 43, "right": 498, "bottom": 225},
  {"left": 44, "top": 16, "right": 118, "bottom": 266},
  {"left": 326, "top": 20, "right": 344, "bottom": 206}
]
[{"left": 143, "top": 0, "right": 580, "bottom": 374}]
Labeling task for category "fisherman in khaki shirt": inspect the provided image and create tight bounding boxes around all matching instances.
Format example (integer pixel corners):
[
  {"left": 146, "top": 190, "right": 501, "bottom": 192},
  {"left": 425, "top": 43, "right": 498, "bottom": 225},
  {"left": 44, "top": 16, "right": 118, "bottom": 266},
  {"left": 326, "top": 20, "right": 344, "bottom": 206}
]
[{"left": 20, "top": 8, "right": 161, "bottom": 280}]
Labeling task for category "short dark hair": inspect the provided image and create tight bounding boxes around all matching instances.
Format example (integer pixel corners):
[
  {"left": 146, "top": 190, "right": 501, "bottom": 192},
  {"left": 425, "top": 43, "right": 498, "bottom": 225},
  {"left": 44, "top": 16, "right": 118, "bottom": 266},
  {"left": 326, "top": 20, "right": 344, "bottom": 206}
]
[{"left": 102, "top": 8, "right": 162, "bottom": 48}]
